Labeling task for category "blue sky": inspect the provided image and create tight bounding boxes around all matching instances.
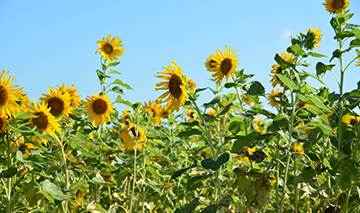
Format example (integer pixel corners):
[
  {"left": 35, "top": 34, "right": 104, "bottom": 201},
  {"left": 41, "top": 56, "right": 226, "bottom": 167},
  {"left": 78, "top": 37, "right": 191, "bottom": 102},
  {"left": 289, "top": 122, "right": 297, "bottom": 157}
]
[{"left": 1, "top": 0, "right": 360, "bottom": 113}]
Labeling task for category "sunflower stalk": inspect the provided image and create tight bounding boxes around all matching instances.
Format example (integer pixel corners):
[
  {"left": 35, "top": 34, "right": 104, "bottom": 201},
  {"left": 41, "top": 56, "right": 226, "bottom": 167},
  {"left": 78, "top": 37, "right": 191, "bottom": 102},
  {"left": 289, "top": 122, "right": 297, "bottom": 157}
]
[{"left": 231, "top": 75, "right": 248, "bottom": 135}]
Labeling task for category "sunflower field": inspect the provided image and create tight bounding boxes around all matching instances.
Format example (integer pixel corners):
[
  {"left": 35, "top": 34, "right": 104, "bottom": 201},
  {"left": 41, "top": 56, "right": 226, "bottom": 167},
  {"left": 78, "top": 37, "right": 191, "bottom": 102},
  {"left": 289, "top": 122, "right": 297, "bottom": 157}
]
[{"left": 1, "top": 1, "right": 360, "bottom": 213}]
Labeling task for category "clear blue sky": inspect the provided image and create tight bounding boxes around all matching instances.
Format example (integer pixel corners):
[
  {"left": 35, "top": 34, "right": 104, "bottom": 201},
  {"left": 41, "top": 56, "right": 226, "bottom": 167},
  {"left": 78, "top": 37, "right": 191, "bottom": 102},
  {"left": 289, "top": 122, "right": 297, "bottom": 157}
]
[{"left": 1, "top": 0, "right": 360, "bottom": 113}]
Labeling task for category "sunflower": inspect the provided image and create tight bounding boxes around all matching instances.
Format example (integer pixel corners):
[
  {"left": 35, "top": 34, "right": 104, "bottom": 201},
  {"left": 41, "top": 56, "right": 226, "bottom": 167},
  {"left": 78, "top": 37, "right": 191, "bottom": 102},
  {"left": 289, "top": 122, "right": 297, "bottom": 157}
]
[
  {"left": 13, "top": 138, "right": 37, "bottom": 157},
  {"left": 342, "top": 114, "right": 360, "bottom": 126},
  {"left": 205, "top": 54, "right": 219, "bottom": 71},
  {"left": 154, "top": 61, "right": 189, "bottom": 112},
  {"left": 95, "top": 34, "right": 124, "bottom": 61},
  {"left": 40, "top": 87, "right": 72, "bottom": 118},
  {"left": 141, "top": 100, "right": 162, "bottom": 125},
  {"left": 19, "top": 90, "right": 31, "bottom": 112},
  {"left": 307, "top": 26, "right": 323, "bottom": 50},
  {"left": 29, "top": 99, "right": 61, "bottom": 145},
  {"left": 84, "top": 92, "right": 114, "bottom": 127},
  {"left": 186, "top": 108, "right": 197, "bottom": 119},
  {"left": 120, "top": 108, "right": 132, "bottom": 126},
  {"left": 188, "top": 79, "right": 196, "bottom": 93},
  {"left": 0, "top": 114, "right": 9, "bottom": 132},
  {"left": 294, "top": 142, "right": 304, "bottom": 158},
  {"left": 208, "top": 45, "right": 240, "bottom": 84},
  {"left": 267, "top": 89, "right": 283, "bottom": 108},
  {"left": 269, "top": 51, "right": 295, "bottom": 88},
  {"left": 254, "top": 116, "right": 266, "bottom": 134},
  {"left": 323, "top": 0, "right": 350, "bottom": 14},
  {"left": 242, "top": 146, "right": 257, "bottom": 163},
  {"left": 0, "top": 70, "right": 22, "bottom": 117},
  {"left": 57, "top": 84, "right": 82, "bottom": 109},
  {"left": 118, "top": 124, "right": 147, "bottom": 150}
]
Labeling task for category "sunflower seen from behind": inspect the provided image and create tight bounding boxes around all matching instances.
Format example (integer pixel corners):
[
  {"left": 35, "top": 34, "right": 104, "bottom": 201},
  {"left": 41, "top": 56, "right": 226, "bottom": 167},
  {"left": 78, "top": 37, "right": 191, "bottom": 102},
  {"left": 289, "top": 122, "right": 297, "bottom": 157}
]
[
  {"left": 40, "top": 87, "right": 72, "bottom": 118},
  {"left": 267, "top": 89, "right": 283, "bottom": 108},
  {"left": 269, "top": 51, "right": 295, "bottom": 88},
  {"left": 118, "top": 124, "right": 147, "bottom": 151},
  {"left": 95, "top": 34, "right": 124, "bottom": 61},
  {"left": 208, "top": 45, "right": 240, "bottom": 85},
  {"left": 0, "top": 70, "right": 22, "bottom": 117},
  {"left": 84, "top": 92, "right": 114, "bottom": 127},
  {"left": 306, "top": 26, "right": 323, "bottom": 50},
  {"left": 154, "top": 61, "right": 190, "bottom": 112},
  {"left": 323, "top": 0, "right": 349, "bottom": 14},
  {"left": 29, "top": 99, "right": 61, "bottom": 145}
]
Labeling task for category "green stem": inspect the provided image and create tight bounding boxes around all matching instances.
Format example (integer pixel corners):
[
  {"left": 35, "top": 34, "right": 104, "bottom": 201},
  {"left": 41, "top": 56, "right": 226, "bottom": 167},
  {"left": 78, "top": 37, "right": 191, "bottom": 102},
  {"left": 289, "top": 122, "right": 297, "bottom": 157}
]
[{"left": 232, "top": 76, "right": 248, "bottom": 135}]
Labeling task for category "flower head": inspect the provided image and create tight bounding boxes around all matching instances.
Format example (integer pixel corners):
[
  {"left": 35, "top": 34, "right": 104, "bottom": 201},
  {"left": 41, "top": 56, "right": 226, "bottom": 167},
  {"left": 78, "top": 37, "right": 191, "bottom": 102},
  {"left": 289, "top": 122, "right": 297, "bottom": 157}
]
[
  {"left": 208, "top": 45, "right": 240, "bottom": 84},
  {"left": 57, "top": 84, "right": 82, "bottom": 110},
  {"left": 0, "top": 70, "right": 22, "bottom": 117},
  {"left": 306, "top": 26, "right": 323, "bottom": 50},
  {"left": 84, "top": 92, "right": 114, "bottom": 127},
  {"left": 29, "top": 99, "right": 61, "bottom": 145},
  {"left": 267, "top": 89, "right": 283, "bottom": 108},
  {"left": 342, "top": 114, "right": 360, "bottom": 126},
  {"left": 154, "top": 61, "right": 189, "bottom": 112},
  {"left": 0, "top": 114, "right": 9, "bottom": 132},
  {"left": 254, "top": 116, "right": 266, "bottom": 134},
  {"left": 269, "top": 51, "right": 295, "bottom": 88},
  {"left": 118, "top": 124, "right": 146, "bottom": 150},
  {"left": 323, "top": 0, "right": 350, "bottom": 14},
  {"left": 95, "top": 34, "right": 124, "bottom": 61},
  {"left": 40, "top": 87, "right": 72, "bottom": 118},
  {"left": 141, "top": 100, "right": 163, "bottom": 125}
]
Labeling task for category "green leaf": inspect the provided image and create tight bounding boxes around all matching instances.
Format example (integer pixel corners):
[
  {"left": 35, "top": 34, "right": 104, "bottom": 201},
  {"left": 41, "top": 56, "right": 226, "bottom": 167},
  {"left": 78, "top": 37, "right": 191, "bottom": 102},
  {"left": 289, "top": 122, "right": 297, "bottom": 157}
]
[
  {"left": 334, "top": 31, "right": 355, "bottom": 40},
  {"left": 15, "top": 112, "right": 39, "bottom": 119},
  {"left": 287, "top": 44, "right": 307, "bottom": 57},
  {"left": 180, "top": 121, "right": 200, "bottom": 127},
  {"left": 174, "top": 198, "right": 201, "bottom": 213},
  {"left": 0, "top": 167, "right": 18, "bottom": 178},
  {"left": 274, "top": 53, "right": 295, "bottom": 69},
  {"left": 350, "top": 90, "right": 360, "bottom": 98},
  {"left": 241, "top": 81, "right": 265, "bottom": 96},
  {"left": 107, "top": 61, "right": 120, "bottom": 67},
  {"left": 275, "top": 74, "right": 298, "bottom": 92},
  {"left": 316, "top": 62, "right": 336, "bottom": 78},
  {"left": 309, "top": 119, "right": 334, "bottom": 136},
  {"left": 330, "top": 49, "right": 343, "bottom": 62},
  {"left": 111, "top": 79, "right": 132, "bottom": 90},
  {"left": 70, "top": 182, "right": 87, "bottom": 192},
  {"left": 201, "top": 152, "right": 230, "bottom": 171},
  {"left": 224, "top": 82, "right": 239, "bottom": 89},
  {"left": 79, "top": 152, "right": 97, "bottom": 158},
  {"left": 230, "top": 132, "right": 263, "bottom": 153},
  {"left": 352, "top": 28, "right": 360, "bottom": 39},
  {"left": 350, "top": 38, "right": 360, "bottom": 48},
  {"left": 217, "top": 103, "right": 233, "bottom": 116},
  {"left": 203, "top": 99, "right": 220, "bottom": 108},
  {"left": 108, "top": 69, "right": 121, "bottom": 75},
  {"left": 171, "top": 161, "right": 198, "bottom": 180},
  {"left": 308, "top": 52, "right": 328, "bottom": 58},
  {"left": 110, "top": 86, "right": 124, "bottom": 95},
  {"left": 96, "top": 70, "right": 110, "bottom": 84},
  {"left": 228, "top": 116, "right": 244, "bottom": 135},
  {"left": 40, "top": 180, "right": 70, "bottom": 204},
  {"left": 178, "top": 129, "right": 202, "bottom": 137},
  {"left": 115, "top": 95, "right": 132, "bottom": 108},
  {"left": 194, "top": 87, "right": 208, "bottom": 94},
  {"left": 201, "top": 204, "right": 219, "bottom": 213},
  {"left": 90, "top": 177, "right": 113, "bottom": 186}
]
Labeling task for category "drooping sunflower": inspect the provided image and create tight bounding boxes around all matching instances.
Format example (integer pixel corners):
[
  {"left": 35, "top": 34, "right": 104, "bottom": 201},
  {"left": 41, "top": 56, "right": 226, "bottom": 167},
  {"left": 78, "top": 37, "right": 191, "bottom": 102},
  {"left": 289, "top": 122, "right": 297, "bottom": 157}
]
[
  {"left": 29, "top": 99, "right": 61, "bottom": 145},
  {"left": 267, "top": 89, "right": 283, "bottom": 108},
  {"left": 40, "top": 87, "right": 72, "bottom": 118},
  {"left": 57, "top": 84, "right": 82, "bottom": 109},
  {"left": 0, "top": 114, "right": 9, "bottom": 132},
  {"left": 205, "top": 54, "right": 219, "bottom": 71},
  {"left": 118, "top": 124, "right": 147, "bottom": 150},
  {"left": 254, "top": 116, "right": 266, "bottom": 134},
  {"left": 342, "top": 114, "right": 360, "bottom": 126},
  {"left": 95, "top": 34, "right": 124, "bottom": 61},
  {"left": 188, "top": 79, "right": 197, "bottom": 93},
  {"left": 84, "top": 92, "right": 114, "bottom": 127},
  {"left": 323, "top": 0, "right": 350, "bottom": 14},
  {"left": 307, "top": 26, "right": 323, "bottom": 50},
  {"left": 0, "top": 70, "right": 22, "bottom": 117},
  {"left": 208, "top": 45, "right": 240, "bottom": 84},
  {"left": 154, "top": 61, "right": 189, "bottom": 112},
  {"left": 269, "top": 51, "right": 295, "bottom": 88},
  {"left": 141, "top": 100, "right": 163, "bottom": 125}
]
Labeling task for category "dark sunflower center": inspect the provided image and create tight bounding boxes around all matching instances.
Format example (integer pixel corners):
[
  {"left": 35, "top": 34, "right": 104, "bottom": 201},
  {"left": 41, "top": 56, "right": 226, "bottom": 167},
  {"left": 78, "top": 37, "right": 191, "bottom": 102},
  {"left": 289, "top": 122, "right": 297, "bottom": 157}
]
[
  {"left": 151, "top": 109, "right": 156, "bottom": 117},
  {"left": 47, "top": 97, "right": 64, "bottom": 117},
  {"left": 350, "top": 118, "right": 357, "bottom": 126},
  {"left": 33, "top": 112, "right": 49, "bottom": 129},
  {"left": 104, "top": 44, "right": 113, "bottom": 53},
  {"left": 92, "top": 99, "right": 108, "bottom": 115},
  {"left": 0, "top": 86, "right": 8, "bottom": 107},
  {"left": 130, "top": 127, "right": 139, "bottom": 137},
  {"left": 169, "top": 75, "right": 182, "bottom": 99},
  {"left": 332, "top": 0, "right": 345, "bottom": 9},
  {"left": 19, "top": 144, "right": 27, "bottom": 154},
  {"left": 220, "top": 58, "right": 232, "bottom": 75}
]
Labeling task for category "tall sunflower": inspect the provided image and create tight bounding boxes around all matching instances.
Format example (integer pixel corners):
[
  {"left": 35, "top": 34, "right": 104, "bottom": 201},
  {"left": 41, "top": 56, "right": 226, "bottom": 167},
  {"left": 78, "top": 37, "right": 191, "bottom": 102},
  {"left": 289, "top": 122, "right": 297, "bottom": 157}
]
[
  {"left": 0, "top": 114, "right": 9, "bottom": 132},
  {"left": 154, "top": 61, "right": 189, "bottom": 112},
  {"left": 95, "top": 34, "right": 124, "bottom": 61},
  {"left": 0, "top": 70, "right": 22, "bottom": 117},
  {"left": 267, "top": 89, "right": 283, "bottom": 108},
  {"left": 29, "top": 99, "right": 61, "bottom": 145},
  {"left": 57, "top": 84, "right": 82, "bottom": 110},
  {"left": 307, "top": 26, "right": 323, "bottom": 50},
  {"left": 84, "top": 92, "right": 114, "bottom": 127},
  {"left": 118, "top": 124, "right": 147, "bottom": 150},
  {"left": 323, "top": 0, "right": 350, "bottom": 14},
  {"left": 40, "top": 87, "right": 72, "bottom": 118},
  {"left": 208, "top": 45, "right": 240, "bottom": 84},
  {"left": 141, "top": 100, "right": 162, "bottom": 125},
  {"left": 269, "top": 51, "right": 295, "bottom": 88}
]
